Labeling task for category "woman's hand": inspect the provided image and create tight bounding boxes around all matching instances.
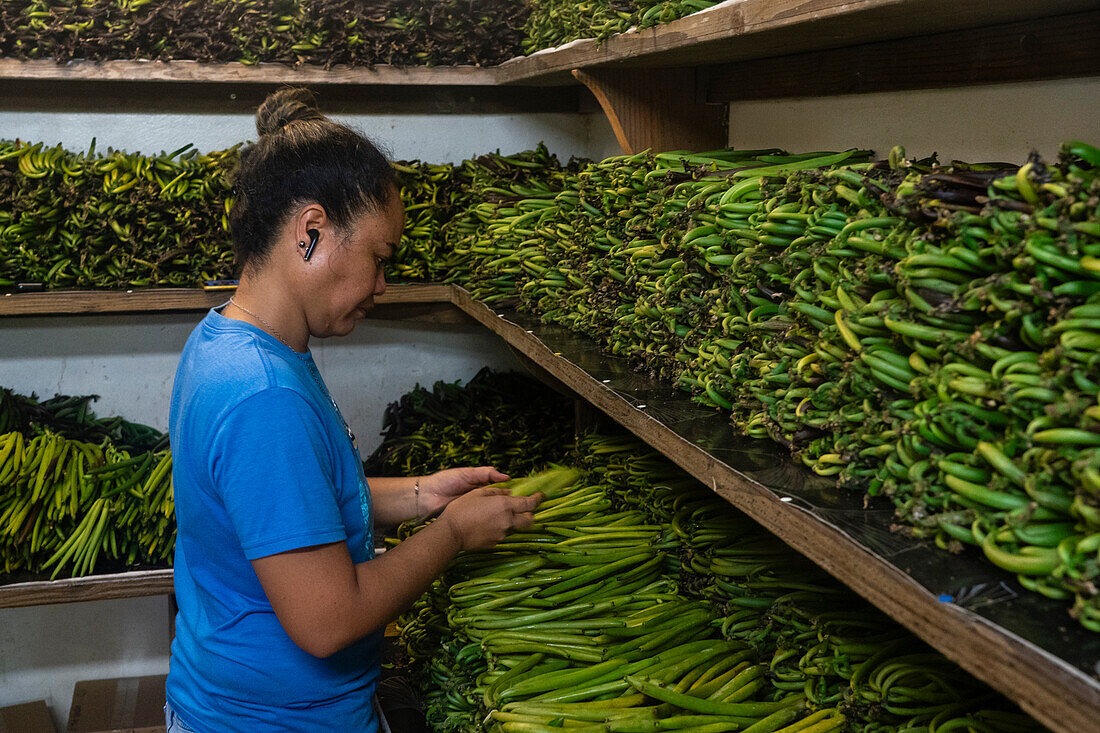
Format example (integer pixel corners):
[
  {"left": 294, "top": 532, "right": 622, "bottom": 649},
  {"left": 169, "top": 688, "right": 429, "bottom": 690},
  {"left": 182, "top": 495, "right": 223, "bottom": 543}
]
[
  {"left": 253, "top": 485, "right": 541, "bottom": 657},
  {"left": 439, "top": 487, "right": 542, "bottom": 551},
  {"left": 416, "top": 466, "right": 509, "bottom": 517}
]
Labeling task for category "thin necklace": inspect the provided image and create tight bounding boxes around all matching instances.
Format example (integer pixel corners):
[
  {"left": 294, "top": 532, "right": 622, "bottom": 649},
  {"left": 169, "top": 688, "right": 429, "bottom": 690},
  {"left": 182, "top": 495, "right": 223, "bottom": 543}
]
[
  {"left": 228, "top": 296, "right": 297, "bottom": 351},
  {"left": 228, "top": 298, "right": 349, "bottom": 440}
]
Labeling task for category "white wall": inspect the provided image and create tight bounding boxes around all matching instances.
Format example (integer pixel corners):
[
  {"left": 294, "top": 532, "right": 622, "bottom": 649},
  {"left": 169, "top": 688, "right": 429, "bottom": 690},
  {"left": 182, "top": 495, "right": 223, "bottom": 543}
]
[
  {"left": 0, "top": 597, "right": 171, "bottom": 731},
  {"left": 0, "top": 110, "right": 619, "bottom": 164},
  {"left": 581, "top": 110, "right": 621, "bottom": 161},
  {"left": 729, "top": 76, "right": 1100, "bottom": 163},
  {"left": 0, "top": 314, "right": 521, "bottom": 456}
]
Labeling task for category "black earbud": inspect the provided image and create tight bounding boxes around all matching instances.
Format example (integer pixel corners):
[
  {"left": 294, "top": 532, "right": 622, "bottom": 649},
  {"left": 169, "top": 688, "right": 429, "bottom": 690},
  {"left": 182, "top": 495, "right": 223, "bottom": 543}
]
[{"left": 303, "top": 228, "right": 319, "bottom": 261}]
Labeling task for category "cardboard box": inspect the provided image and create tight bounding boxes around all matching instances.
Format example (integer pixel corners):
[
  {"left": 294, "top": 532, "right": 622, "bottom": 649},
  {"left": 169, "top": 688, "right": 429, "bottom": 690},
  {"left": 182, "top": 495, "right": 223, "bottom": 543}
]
[
  {"left": 0, "top": 700, "right": 57, "bottom": 733},
  {"left": 66, "top": 676, "right": 166, "bottom": 733}
]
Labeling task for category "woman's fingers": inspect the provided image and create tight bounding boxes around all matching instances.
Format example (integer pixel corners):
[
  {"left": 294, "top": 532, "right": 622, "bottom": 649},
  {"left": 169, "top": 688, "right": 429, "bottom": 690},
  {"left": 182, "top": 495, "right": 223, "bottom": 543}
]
[
  {"left": 457, "top": 466, "right": 507, "bottom": 481},
  {"left": 512, "top": 492, "right": 543, "bottom": 512},
  {"left": 477, "top": 486, "right": 510, "bottom": 497},
  {"left": 505, "top": 494, "right": 540, "bottom": 530},
  {"left": 465, "top": 465, "right": 509, "bottom": 485},
  {"left": 485, "top": 466, "right": 510, "bottom": 482}
]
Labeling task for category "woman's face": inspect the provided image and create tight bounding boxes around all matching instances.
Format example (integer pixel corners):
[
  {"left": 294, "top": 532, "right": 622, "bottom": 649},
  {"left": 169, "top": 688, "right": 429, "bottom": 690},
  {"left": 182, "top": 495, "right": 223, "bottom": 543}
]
[{"left": 304, "top": 195, "right": 405, "bottom": 339}]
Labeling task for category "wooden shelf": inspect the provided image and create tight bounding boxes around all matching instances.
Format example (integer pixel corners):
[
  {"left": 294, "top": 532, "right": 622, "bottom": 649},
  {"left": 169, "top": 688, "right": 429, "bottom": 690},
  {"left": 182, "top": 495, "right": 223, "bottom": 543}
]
[
  {"left": 0, "top": 283, "right": 455, "bottom": 317},
  {"left": 2, "top": 3, "right": 1093, "bottom": 153},
  {"left": 3, "top": 7, "right": 1096, "bottom": 725},
  {"left": 0, "top": 569, "right": 173, "bottom": 609},
  {"left": 496, "top": 0, "right": 1097, "bottom": 85},
  {"left": 4, "top": 1, "right": 1093, "bottom": 91},
  {"left": 446, "top": 287, "right": 1100, "bottom": 733},
  {"left": 0, "top": 59, "right": 499, "bottom": 86},
  {"left": 6, "top": 283, "right": 1100, "bottom": 729}
]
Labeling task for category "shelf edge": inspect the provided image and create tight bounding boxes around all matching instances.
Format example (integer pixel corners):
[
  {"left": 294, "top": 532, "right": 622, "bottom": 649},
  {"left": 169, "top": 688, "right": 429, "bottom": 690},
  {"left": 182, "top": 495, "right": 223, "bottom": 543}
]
[
  {"left": 0, "top": 58, "right": 501, "bottom": 86},
  {"left": 496, "top": 0, "right": 1096, "bottom": 84},
  {"left": 0, "top": 283, "right": 454, "bottom": 316},
  {"left": 0, "top": 569, "right": 174, "bottom": 609}
]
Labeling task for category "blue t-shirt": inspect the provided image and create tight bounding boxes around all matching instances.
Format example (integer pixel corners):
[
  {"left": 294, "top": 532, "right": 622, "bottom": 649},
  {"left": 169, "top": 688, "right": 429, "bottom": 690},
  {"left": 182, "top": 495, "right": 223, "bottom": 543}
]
[{"left": 166, "top": 308, "right": 380, "bottom": 733}]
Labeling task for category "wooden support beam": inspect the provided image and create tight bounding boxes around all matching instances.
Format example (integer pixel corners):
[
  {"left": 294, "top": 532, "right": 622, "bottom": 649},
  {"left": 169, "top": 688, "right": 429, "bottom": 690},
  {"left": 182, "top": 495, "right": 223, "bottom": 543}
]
[{"left": 573, "top": 68, "right": 727, "bottom": 154}]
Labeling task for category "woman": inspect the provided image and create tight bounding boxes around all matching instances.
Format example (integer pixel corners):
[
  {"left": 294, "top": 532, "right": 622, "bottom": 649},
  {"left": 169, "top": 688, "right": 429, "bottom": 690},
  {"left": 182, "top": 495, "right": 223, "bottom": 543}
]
[{"left": 165, "top": 88, "right": 541, "bottom": 732}]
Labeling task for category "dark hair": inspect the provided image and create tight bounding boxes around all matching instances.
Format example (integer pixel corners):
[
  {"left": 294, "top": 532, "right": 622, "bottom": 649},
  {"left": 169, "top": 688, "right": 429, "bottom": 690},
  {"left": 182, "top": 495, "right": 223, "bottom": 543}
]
[{"left": 228, "top": 87, "right": 396, "bottom": 272}]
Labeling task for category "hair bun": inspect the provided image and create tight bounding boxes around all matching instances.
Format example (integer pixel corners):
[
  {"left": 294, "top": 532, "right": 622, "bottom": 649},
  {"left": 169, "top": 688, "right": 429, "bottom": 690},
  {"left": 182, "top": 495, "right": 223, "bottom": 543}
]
[{"left": 255, "top": 87, "right": 325, "bottom": 137}]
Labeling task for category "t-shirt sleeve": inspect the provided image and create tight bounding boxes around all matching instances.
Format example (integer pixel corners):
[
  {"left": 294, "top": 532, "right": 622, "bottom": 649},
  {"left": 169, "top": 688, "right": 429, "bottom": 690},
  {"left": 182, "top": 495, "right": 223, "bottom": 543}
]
[{"left": 210, "top": 387, "right": 347, "bottom": 560}]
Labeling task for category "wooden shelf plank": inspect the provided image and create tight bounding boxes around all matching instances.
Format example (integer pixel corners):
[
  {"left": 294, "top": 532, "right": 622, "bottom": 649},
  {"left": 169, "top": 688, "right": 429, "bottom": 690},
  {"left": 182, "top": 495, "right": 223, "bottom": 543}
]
[
  {"left": 0, "top": 283, "right": 454, "bottom": 317},
  {"left": 497, "top": 0, "right": 1097, "bottom": 84},
  {"left": 0, "top": 550, "right": 397, "bottom": 611},
  {"left": 447, "top": 287, "right": 1100, "bottom": 733},
  {"left": 0, "top": 569, "right": 173, "bottom": 609},
  {"left": 0, "top": 288, "right": 229, "bottom": 315},
  {"left": 0, "top": 58, "right": 499, "bottom": 86}
]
